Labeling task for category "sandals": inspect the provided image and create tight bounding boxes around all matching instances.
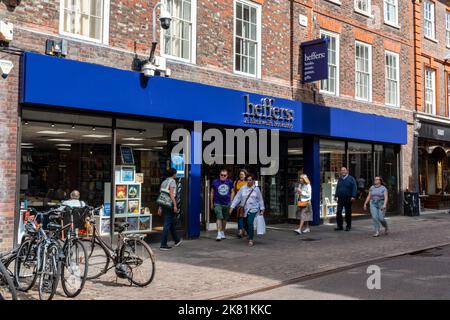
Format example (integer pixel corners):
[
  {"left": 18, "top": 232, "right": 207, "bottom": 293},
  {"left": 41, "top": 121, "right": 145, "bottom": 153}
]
[{"left": 248, "top": 240, "right": 254, "bottom": 247}]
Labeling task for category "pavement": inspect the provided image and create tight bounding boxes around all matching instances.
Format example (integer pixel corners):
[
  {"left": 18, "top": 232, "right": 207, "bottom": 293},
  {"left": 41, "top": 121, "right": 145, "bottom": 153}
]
[{"left": 16, "top": 211, "right": 450, "bottom": 300}]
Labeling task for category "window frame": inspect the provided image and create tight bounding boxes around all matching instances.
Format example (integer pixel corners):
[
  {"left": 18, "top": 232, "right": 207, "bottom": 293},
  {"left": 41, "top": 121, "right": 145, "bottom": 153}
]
[
  {"left": 160, "top": 0, "right": 197, "bottom": 64},
  {"left": 446, "top": 11, "right": 450, "bottom": 48},
  {"left": 447, "top": 72, "right": 450, "bottom": 118},
  {"left": 355, "top": 41, "right": 372, "bottom": 102},
  {"left": 59, "top": 0, "right": 110, "bottom": 45},
  {"left": 423, "top": 0, "right": 436, "bottom": 41},
  {"left": 233, "top": 0, "right": 262, "bottom": 79},
  {"left": 384, "top": 50, "right": 400, "bottom": 108},
  {"left": 354, "top": 0, "right": 372, "bottom": 17},
  {"left": 384, "top": 0, "right": 399, "bottom": 28},
  {"left": 424, "top": 68, "right": 436, "bottom": 115},
  {"left": 319, "top": 29, "right": 340, "bottom": 97}
]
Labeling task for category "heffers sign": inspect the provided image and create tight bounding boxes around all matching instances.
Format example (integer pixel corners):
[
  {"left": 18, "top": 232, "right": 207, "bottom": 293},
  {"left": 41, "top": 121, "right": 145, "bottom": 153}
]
[
  {"left": 243, "top": 95, "right": 295, "bottom": 129},
  {"left": 300, "top": 38, "right": 328, "bottom": 83}
]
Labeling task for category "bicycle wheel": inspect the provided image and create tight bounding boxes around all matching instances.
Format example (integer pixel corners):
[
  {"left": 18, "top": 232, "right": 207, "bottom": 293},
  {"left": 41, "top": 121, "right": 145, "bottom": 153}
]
[
  {"left": 119, "top": 238, "right": 155, "bottom": 287},
  {"left": 0, "top": 261, "right": 17, "bottom": 300},
  {"left": 15, "top": 238, "right": 38, "bottom": 292},
  {"left": 81, "top": 237, "right": 110, "bottom": 280},
  {"left": 38, "top": 243, "right": 60, "bottom": 301},
  {"left": 61, "top": 239, "right": 88, "bottom": 297}
]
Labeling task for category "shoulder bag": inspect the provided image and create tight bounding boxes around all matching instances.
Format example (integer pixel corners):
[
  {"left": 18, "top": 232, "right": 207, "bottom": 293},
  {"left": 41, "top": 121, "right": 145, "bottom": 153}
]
[
  {"left": 237, "top": 187, "right": 255, "bottom": 217},
  {"left": 297, "top": 184, "right": 310, "bottom": 208},
  {"left": 156, "top": 178, "right": 174, "bottom": 209}
]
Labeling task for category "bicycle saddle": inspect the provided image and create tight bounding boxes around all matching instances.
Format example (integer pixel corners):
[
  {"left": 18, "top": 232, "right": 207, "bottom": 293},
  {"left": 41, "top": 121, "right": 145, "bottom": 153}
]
[{"left": 114, "top": 222, "right": 129, "bottom": 233}]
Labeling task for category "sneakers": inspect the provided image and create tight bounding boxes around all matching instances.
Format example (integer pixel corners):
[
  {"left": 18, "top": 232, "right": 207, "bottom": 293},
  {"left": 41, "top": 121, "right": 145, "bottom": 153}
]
[
  {"left": 174, "top": 239, "right": 183, "bottom": 247},
  {"left": 248, "top": 240, "right": 254, "bottom": 247},
  {"left": 294, "top": 228, "right": 302, "bottom": 235},
  {"left": 373, "top": 232, "right": 380, "bottom": 237},
  {"left": 220, "top": 231, "right": 226, "bottom": 239},
  {"left": 384, "top": 226, "right": 389, "bottom": 235},
  {"left": 159, "top": 246, "right": 172, "bottom": 251},
  {"left": 216, "top": 234, "right": 221, "bottom": 241},
  {"left": 303, "top": 228, "right": 311, "bottom": 233}
]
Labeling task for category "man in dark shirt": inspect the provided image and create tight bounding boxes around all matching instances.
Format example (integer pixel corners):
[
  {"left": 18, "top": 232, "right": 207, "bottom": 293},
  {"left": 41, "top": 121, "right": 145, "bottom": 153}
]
[{"left": 334, "top": 167, "right": 357, "bottom": 231}]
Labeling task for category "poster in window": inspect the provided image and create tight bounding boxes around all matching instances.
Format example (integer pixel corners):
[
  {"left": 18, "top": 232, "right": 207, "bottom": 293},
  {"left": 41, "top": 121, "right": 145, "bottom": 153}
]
[
  {"left": 127, "top": 217, "right": 139, "bottom": 231},
  {"left": 121, "top": 167, "right": 135, "bottom": 183},
  {"left": 101, "top": 218, "right": 111, "bottom": 234},
  {"left": 128, "top": 185, "right": 140, "bottom": 199},
  {"left": 115, "top": 185, "right": 127, "bottom": 199},
  {"left": 135, "top": 173, "right": 144, "bottom": 184},
  {"left": 115, "top": 200, "right": 127, "bottom": 214},
  {"left": 128, "top": 200, "right": 139, "bottom": 214},
  {"left": 120, "top": 146, "right": 135, "bottom": 165},
  {"left": 139, "top": 216, "right": 151, "bottom": 230}
]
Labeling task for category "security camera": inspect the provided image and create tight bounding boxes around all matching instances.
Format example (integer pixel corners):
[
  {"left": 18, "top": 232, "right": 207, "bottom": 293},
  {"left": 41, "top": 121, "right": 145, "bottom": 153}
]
[
  {"left": 160, "top": 8, "right": 172, "bottom": 30},
  {"left": 142, "top": 62, "right": 156, "bottom": 77},
  {"left": 0, "top": 59, "right": 13, "bottom": 78}
]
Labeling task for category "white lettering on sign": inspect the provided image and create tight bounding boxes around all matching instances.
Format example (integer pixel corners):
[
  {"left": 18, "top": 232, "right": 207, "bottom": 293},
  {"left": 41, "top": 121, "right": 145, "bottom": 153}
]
[
  {"left": 437, "top": 129, "right": 445, "bottom": 136},
  {"left": 304, "top": 51, "right": 326, "bottom": 62},
  {"left": 299, "top": 14, "right": 308, "bottom": 27}
]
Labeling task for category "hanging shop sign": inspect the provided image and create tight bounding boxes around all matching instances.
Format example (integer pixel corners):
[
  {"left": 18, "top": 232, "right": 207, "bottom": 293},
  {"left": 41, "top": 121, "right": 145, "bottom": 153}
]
[
  {"left": 300, "top": 38, "right": 328, "bottom": 83},
  {"left": 243, "top": 95, "right": 295, "bottom": 129}
]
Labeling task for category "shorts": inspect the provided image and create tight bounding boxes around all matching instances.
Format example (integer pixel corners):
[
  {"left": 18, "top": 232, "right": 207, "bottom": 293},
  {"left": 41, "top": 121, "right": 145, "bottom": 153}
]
[{"left": 214, "top": 204, "right": 230, "bottom": 220}]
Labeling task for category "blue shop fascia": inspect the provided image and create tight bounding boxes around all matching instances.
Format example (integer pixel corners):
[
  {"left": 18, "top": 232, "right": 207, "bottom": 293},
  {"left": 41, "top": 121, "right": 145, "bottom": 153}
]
[{"left": 17, "top": 52, "right": 407, "bottom": 240}]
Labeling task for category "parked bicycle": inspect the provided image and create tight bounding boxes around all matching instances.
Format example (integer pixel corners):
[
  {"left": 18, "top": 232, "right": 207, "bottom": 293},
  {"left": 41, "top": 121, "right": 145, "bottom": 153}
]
[
  {"left": 81, "top": 206, "right": 155, "bottom": 287},
  {"left": 15, "top": 206, "right": 89, "bottom": 300},
  {"left": 0, "top": 254, "right": 17, "bottom": 300}
]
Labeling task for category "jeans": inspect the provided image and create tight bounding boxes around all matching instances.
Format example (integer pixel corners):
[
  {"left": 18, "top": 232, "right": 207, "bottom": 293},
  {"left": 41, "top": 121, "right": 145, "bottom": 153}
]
[
  {"left": 244, "top": 211, "right": 257, "bottom": 241},
  {"left": 237, "top": 217, "right": 244, "bottom": 231},
  {"left": 336, "top": 196, "right": 352, "bottom": 229},
  {"left": 160, "top": 207, "right": 180, "bottom": 247},
  {"left": 370, "top": 200, "right": 388, "bottom": 232}
]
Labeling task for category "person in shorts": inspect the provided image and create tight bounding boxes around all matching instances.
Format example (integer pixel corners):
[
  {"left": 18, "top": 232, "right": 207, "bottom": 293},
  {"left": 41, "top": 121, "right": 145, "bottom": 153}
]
[{"left": 210, "top": 169, "right": 234, "bottom": 241}]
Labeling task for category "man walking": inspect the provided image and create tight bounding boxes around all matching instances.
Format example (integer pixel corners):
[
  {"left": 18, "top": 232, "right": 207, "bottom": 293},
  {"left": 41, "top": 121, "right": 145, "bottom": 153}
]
[
  {"left": 211, "top": 169, "right": 234, "bottom": 241},
  {"left": 334, "top": 167, "right": 357, "bottom": 231}
]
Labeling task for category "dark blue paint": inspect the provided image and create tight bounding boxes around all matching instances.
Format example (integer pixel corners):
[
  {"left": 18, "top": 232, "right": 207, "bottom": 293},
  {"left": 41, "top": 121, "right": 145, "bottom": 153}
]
[
  {"left": 187, "top": 129, "right": 201, "bottom": 238},
  {"left": 21, "top": 52, "right": 407, "bottom": 145},
  {"left": 303, "top": 136, "right": 321, "bottom": 225},
  {"left": 301, "top": 38, "right": 329, "bottom": 83}
]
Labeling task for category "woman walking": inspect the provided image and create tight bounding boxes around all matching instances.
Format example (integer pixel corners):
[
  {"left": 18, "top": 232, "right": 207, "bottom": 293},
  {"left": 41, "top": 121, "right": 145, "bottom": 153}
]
[
  {"left": 230, "top": 173, "right": 265, "bottom": 247},
  {"left": 363, "top": 176, "right": 389, "bottom": 237},
  {"left": 233, "top": 169, "right": 248, "bottom": 238},
  {"left": 294, "top": 174, "right": 312, "bottom": 235}
]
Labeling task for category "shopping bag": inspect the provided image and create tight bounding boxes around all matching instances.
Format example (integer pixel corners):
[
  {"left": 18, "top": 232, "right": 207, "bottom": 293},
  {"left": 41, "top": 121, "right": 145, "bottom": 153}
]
[{"left": 255, "top": 215, "right": 266, "bottom": 235}]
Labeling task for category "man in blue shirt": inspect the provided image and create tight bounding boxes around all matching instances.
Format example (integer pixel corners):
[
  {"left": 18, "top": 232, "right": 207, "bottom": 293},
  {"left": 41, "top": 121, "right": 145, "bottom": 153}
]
[{"left": 334, "top": 167, "right": 357, "bottom": 231}]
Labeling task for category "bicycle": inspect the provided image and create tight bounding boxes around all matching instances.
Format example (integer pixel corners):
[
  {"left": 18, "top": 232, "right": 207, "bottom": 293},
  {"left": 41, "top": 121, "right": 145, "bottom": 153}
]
[
  {"left": 0, "top": 255, "right": 17, "bottom": 300},
  {"left": 81, "top": 206, "right": 155, "bottom": 287}
]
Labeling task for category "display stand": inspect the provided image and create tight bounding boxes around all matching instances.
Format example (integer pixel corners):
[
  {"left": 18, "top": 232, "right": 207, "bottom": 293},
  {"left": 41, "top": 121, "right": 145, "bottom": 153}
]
[
  {"left": 321, "top": 172, "right": 339, "bottom": 220},
  {"left": 97, "top": 165, "right": 152, "bottom": 236}
]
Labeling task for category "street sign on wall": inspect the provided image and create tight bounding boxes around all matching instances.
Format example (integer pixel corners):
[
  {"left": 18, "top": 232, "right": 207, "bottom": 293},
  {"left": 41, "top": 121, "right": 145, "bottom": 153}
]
[{"left": 300, "top": 38, "right": 329, "bottom": 83}]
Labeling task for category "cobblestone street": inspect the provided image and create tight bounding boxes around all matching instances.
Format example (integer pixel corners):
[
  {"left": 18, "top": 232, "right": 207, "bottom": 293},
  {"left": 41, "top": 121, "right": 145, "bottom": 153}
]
[{"left": 15, "top": 211, "right": 450, "bottom": 300}]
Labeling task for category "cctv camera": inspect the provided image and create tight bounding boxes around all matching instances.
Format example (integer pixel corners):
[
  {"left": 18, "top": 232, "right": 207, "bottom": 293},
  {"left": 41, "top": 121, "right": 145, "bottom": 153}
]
[
  {"left": 160, "top": 9, "right": 172, "bottom": 30},
  {"left": 142, "top": 62, "right": 155, "bottom": 77},
  {"left": 0, "top": 59, "right": 13, "bottom": 78}
]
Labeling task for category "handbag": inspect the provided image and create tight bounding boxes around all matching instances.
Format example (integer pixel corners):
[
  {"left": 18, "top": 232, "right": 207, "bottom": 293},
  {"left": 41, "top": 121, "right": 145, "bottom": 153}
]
[
  {"left": 254, "top": 214, "right": 266, "bottom": 235},
  {"left": 156, "top": 178, "right": 174, "bottom": 209},
  {"left": 297, "top": 200, "right": 309, "bottom": 207},
  {"left": 238, "top": 187, "right": 255, "bottom": 217}
]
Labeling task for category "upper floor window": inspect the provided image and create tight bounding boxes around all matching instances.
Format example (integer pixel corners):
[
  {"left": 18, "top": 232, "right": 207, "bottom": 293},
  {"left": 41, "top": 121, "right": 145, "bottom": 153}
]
[
  {"left": 384, "top": 0, "right": 398, "bottom": 26},
  {"left": 385, "top": 51, "right": 399, "bottom": 107},
  {"left": 355, "top": 41, "right": 372, "bottom": 101},
  {"left": 320, "top": 30, "right": 339, "bottom": 96},
  {"left": 60, "top": 0, "right": 110, "bottom": 44},
  {"left": 355, "top": 0, "right": 371, "bottom": 16},
  {"left": 446, "top": 11, "right": 450, "bottom": 47},
  {"left": 234, "top": 0, "right": 261, "bottom": 78},
  {"left": 162, "top": 0, "right": 197, "bottom": 63},
  {"left": 424, "top": 68, "right": 436, "bottom": 115},
  {"left": 423, "top": 0, "right": 435, "bottom": 40}
]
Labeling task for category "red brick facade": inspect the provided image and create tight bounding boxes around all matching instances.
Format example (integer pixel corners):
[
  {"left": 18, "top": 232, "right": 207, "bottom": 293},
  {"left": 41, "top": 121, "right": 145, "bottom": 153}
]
[{"left": 0, "top": 0, "right": 417, "bottom": 251}]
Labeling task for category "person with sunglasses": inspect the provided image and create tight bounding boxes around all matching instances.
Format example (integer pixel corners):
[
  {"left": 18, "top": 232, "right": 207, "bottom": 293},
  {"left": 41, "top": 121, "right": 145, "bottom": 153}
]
[
  {"left": 363, "top": 176, "right": 389, "bottom": 237},
  {"left": 229, "top": 173, "right": 265, "bottom": 247},
  {"left": 211, "top": 169, "right": 234, "bottom": 241}
]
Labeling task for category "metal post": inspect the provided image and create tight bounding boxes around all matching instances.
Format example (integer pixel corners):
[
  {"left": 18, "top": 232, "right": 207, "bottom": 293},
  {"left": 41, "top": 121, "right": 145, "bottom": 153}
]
[{"left": 110, "top": 119, "right": 117, "bottom": 246}]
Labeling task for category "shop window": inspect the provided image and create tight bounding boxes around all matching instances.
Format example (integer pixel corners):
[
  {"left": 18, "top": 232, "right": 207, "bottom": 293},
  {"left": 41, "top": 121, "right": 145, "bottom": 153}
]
[
  {"left": 162, "top": 0, "right": 196, "bottom": 63},
  {"left": 374, "top": 144, "right": 399, "bottom": 212},
  {"left": 287, "top": 139, "right": 304, "bottom": 219},
  {"left": 320, "top": 30, "right": 339, "bottom": 96},
  {"left": 423, "top": 0, "right": 435, "bottom": 40},
  {"left": 355, "top": 41, "right": 372, "bottom": 102},
  {"left": 234, "top": 0, "right": 261, "bottom": 78},
  {"left": 60, "top": 0, "right": 110, "bottom": 44},
  {"left": 385, "top": 51, "right": 399, "bottom": 107},
  {"left": 348, "top": 142, "right": 372, "bottom": 213}
]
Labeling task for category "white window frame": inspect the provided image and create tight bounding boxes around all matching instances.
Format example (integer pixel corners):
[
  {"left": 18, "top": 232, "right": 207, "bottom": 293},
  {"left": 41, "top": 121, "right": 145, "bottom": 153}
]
[
  {"left": 233, "top": 0, "right": 262, "bottom": 79},
  {"left": 446, "top": 11, "right": 450, "bottom": 48},
  {"left": 385, "top": 51, "right": 400, "bottom": 108},
  {"left": 424, "top": 68, "right": 436, "bottom": 115},
  {"left": 384, "top": 0, "right": 399, "bottom": 28},
  {"left": 423, "top": 0, "right": 436, "bottom": 41},
  {"left": 320, "top": 30, "right": 340, "bottom": 96},
  {"left": 354, "top": 0, "right": 372, "bottom": 17},
  {"left": 160, "top": 0, "right": 197, "bottom": 64},
  {"left": 59, "top": 0, "right": 110, "bottom": 45},
  {"left": 355, "top": 41, "right": 372, "bottom": 102}
]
